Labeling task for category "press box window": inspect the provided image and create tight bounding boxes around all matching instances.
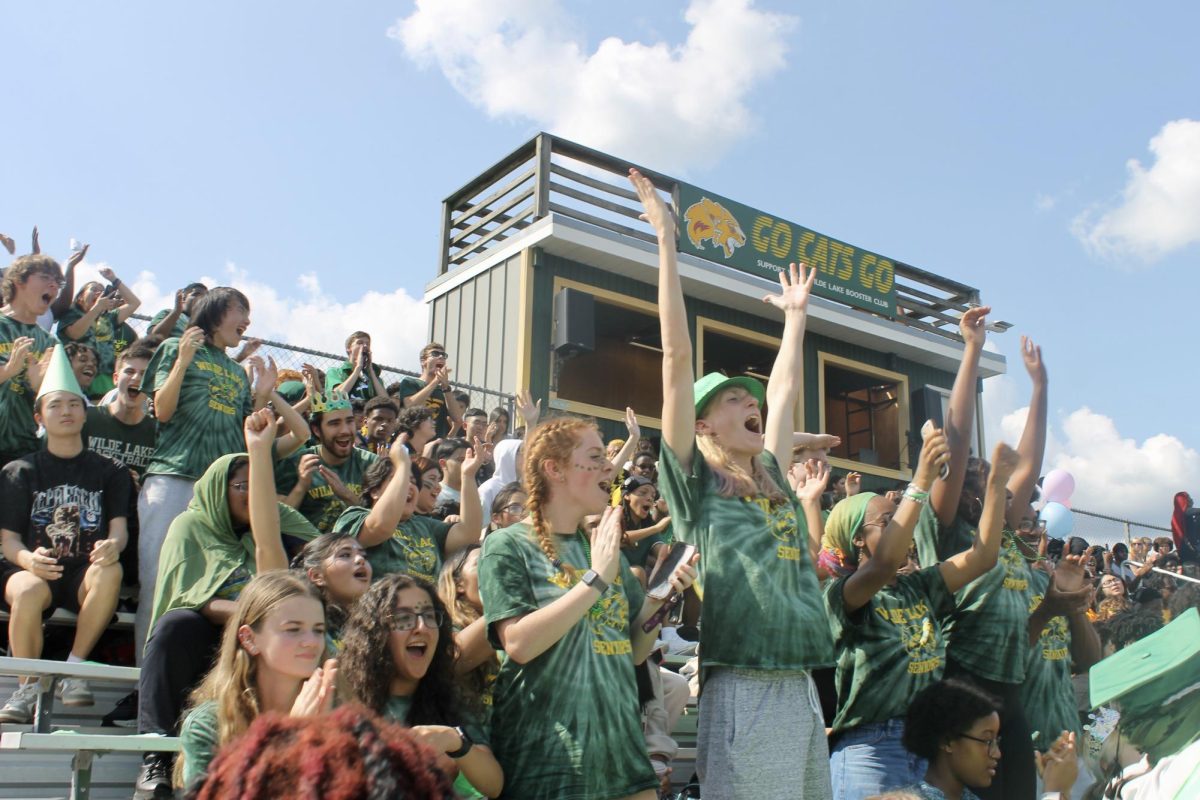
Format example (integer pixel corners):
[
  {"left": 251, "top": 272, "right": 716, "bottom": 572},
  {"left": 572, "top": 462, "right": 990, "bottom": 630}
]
[
  {"left": 553, "top": 288, "right": 664, "bottom": 417},
  {"left": 697, "top": 322, "right": 781, "bottom": 423},
  {"left": 821, "top": 356, "right": 908, "bottom": 472}
]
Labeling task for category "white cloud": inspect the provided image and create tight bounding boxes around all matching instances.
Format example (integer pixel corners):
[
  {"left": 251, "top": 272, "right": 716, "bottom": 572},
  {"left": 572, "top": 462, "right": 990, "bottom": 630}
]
[
  {"left": 1034, "top": 192, "right": 1057, "bottom": 212},
  {"left": 391, "top": 0, "right": 797, "bottom": 173},
  {"left": 1072, "top": 118, "right": 1200, "bottom": 262},
  {"left": 73, "top": 260, "right": 430, "bottom": 370},
  {"left": 984, "top": 388, "right": 1199, "bottom": 527}
]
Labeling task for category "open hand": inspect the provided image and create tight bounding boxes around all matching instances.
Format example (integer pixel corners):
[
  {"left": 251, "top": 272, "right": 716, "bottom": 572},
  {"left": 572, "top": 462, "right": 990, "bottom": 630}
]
[
  {"left": 1035, "top": 731, "right": 1078, "bottom": 793},
  {"left": 297, "top": 453, "right": 321, "bottom": 486},
  {"left": 959, "top": 305, "right": 991, "bottom": 348},
  {"left": 1020, "top": 335, "right": 1047, "bottom": 385},
  {"left": 291, "top": 659, "right": 338, "bottom": 717},
  {"left": 628, "top": 168, "right": 676, "bottom": 238},
  {"left": 515, "top": 389, "right": 541, "bottom": 428},
  {"left": 0, "top": 232, "right": 14, "bottom": 255},
  {"left": 844, "top": 471, "right": 862, "bottom": 496},
  {"left": 178, "top": 326, "right": 206, "bottom": 367},
  {"left": 762, "top": 262, "right": 815, "bottom": 315},
  {"left": 590, "top": 506, "right": 623, "bottom": 584},
  {"left": 624, "top": 406, "right": 640, "bottom": 442},
  {"left": 67, "top": 245, "right": 91, "bottom": 271},
  {"left": 462, "top": 437, "right": 492, "bottom": 479},
  {"left": 792, "top": 459, "right": 829, "bottom": 505}
]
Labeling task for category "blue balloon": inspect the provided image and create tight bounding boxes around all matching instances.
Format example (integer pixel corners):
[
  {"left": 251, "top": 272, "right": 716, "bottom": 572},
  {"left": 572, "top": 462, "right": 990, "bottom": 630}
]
[{"left": 1039, "top": 501, "right": 1075, "bottom": 539}]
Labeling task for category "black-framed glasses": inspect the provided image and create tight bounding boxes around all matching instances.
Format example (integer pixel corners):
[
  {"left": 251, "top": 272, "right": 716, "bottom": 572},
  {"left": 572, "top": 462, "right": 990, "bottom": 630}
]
[
  {"left": 959, "top": 733, "right": 1001, "bottom": 753},
  {"left": 389, "top": 609, "right": 444, "bottom": 632}
]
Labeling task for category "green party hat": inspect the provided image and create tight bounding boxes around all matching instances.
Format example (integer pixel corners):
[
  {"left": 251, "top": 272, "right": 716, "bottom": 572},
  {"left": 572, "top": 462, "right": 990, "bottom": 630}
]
[{"left": 35, "top": 343, "right": 87, "bottom": 402}]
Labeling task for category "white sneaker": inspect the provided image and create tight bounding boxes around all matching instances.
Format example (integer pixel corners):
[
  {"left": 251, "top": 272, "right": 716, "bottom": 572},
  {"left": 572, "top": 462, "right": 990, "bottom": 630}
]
[
  {"left": 56, "top": 677, "right": 94, "bottom": 707},
  {"left": 0, "top": 682, "right": 40, "bottom": 724}
]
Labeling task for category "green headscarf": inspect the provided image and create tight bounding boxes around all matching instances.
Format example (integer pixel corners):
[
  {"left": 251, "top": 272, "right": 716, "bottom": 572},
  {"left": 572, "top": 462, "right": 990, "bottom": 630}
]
[
  {"left": 149, "top": 452, "right": 319, "bottom": 633},
  {"left": 820, "top": 492, "right": 878, "bottom": 562}
]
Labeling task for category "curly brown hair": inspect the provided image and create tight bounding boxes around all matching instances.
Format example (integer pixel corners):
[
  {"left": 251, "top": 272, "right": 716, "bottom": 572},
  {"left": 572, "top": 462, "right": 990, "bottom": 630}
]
[
  {"left": 185, "top": 704, "right": 454, "bottom": 799},
  {"left": 339, "top": 574, "right": 478, "bottom": 725},
  {"left": 2, "top": 253, "right": 63, "bottom": 304}
]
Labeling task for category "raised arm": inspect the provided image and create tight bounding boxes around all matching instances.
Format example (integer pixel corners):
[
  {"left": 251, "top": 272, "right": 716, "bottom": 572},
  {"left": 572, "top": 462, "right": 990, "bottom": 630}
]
[
  {"left": 52, "top": 245, "right": 87, "bottom": 319},
  {"left": 150, "top": 290, "right": 186, "bottom": 341},
  {"left": 356, "top": 442, "right": 411, "bottom": 548},
  {"left": 610, "top": 407, "right": 641, "bottom": 470},
  {"left": 931, "top": 305, "right": 990, "bottom": 526},
  {"left": 842, "top": 427, "right": 950, "bottom": 612},
  {"left": 98, "top": 267, "right": 142, "bottom": 324},
  {"left": 445, "top": 438, "right": 487, "bottom": 551},
  {"left": 763, "top": 263, "right": 816, "bottom": 470},
  {"left": 939, "top": 442, "right": 1019, "bottom": 593},
  {"left": 630, "top": 169, "right": 694, "bottom": 468},
  {"left": 792, "top": 458, "right": 831, "bottom": 567},
  {"left": 1005, "top": 336, "right": 1048, "bottom": 528},
  {"left": 62, "top": 295, "right": 118, "bottom": 340},
  {"left": 245, "top": 409, "right": 288, "bottom": 573}
]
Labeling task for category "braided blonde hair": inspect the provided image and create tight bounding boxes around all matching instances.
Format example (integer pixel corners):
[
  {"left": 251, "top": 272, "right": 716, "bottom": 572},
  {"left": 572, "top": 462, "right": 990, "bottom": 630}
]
[{"left": 522, "top": 416, "right": 596, "bottom": 579}]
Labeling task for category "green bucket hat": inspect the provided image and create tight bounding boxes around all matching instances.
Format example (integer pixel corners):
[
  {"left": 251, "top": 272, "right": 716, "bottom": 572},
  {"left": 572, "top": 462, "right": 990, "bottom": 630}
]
[{"left": 693, "top": 372, "right": 766, "bottom": 417}]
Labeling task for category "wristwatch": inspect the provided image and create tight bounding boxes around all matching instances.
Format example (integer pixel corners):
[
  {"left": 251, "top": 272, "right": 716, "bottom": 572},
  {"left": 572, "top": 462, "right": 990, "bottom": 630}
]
[
  {"left": 447, "top": 725, "right": 474, "bottom": 759},
  {"left": 580, "top": 569, "right": 609, "bottom": 595}
]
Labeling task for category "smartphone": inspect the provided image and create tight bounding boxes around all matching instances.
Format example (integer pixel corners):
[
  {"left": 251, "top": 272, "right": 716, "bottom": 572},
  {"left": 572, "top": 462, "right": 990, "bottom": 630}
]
[
  {"left": 101, "top": 284, "right": 119, "bottom": 298},
  {"left": 921, "top": 419, "right": 950, "bottom": 480},
  {"left": 645, "top": 542, "right": 696, "bottom": 601}
]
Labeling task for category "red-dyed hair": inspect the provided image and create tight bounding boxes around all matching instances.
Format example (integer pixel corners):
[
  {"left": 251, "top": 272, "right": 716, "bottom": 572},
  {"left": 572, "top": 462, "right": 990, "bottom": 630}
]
[{"left": 185, "top": 704, "right": 454, "bottom": 800}]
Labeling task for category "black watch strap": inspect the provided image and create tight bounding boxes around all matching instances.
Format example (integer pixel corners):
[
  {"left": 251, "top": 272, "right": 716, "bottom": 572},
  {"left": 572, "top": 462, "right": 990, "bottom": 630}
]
[{"left": 447, "top": 725, "right": 473, "bottom": 759}]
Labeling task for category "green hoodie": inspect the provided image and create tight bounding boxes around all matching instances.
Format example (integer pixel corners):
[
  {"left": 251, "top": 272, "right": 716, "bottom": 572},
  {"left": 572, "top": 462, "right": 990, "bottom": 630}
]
[{"left": 149, "top": 452, "right": 319, "bottom": 633}]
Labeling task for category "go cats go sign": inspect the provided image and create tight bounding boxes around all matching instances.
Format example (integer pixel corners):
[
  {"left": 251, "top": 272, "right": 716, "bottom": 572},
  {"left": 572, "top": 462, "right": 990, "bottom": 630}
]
[{"left": 676, "top": 183, "right": 896, "bottom": 318}]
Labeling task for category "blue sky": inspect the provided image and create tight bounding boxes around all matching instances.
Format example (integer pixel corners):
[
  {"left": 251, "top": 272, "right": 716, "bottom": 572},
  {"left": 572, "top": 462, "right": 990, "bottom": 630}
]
[{"left": 3, "top": 1, "right": 1198, "bottom": 522}]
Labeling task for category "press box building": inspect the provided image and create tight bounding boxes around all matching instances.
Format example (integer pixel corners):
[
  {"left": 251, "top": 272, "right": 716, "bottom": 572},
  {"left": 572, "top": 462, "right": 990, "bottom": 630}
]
[{"left": 423, "top": 134, "right": 1007, "bottom": 486}]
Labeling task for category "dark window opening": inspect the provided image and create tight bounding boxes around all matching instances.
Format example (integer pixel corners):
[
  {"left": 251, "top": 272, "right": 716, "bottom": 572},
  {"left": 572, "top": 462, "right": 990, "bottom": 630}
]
[{"left": 824, "top": 363, "right": 903, "bottom": 470}]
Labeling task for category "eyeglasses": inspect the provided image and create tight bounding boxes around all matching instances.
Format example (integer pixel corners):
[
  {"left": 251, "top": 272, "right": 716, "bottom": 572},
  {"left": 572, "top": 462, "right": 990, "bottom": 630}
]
[
  {"left": 502, "top": 503, "right": 526, "bottom": 515},
  {"left": 959, "top": 733, "right": 1002, "bottom": 754},
  {"left": 1017, "top": 520, "right": 1047, "bottom": 533},
  {"left": 229, "top": 481, "right": 250, "bottom": 493},
  {"left": 389, "top": 609, "right": 444, "bottom": 632}
]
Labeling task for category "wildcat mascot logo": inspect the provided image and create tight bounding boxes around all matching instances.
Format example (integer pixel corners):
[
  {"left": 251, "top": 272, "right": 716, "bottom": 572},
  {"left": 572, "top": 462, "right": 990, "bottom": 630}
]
[{"left": 684, "top": 197, "right": 746, "bottom": 258}]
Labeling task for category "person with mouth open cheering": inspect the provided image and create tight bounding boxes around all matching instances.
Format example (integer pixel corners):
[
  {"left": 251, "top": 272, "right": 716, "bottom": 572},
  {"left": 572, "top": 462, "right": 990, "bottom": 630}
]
[
  {"left": 630, "top": 167, "right": 835, "bottom": 799},
  {"left": 478, "top": 414, "right": 699, "bottom": 800}
]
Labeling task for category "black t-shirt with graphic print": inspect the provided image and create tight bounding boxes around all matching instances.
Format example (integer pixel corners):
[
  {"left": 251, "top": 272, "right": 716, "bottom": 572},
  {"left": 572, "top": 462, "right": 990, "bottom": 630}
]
[{"left": 0, "top": 449, "right": 132, "bottom": 568}]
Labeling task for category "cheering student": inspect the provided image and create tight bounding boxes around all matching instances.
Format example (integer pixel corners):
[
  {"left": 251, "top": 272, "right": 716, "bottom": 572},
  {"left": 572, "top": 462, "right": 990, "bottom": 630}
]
[
  {"left": 359, "top": 395, "right": 400, "bottom": 455},
  {"left": 134, "top": 409, "right": 319, "bottom": 799},
  {"left": 478, "top": 415, "right": 698, "bottom": 800},
  {"left": 339, "top": 573, "right": 504, "bottom": 798},
  {"left": 901, "top": 679, "right": 1077, "bottom": 800},
  {"left": 618, "top": 474, "right": 671, "bottom": 582},
  {"left": 276, "top": 388, "right": 379, "bottom": 533},
  {"left": 913, "top": 324, "right": 1057, "bottom": 800},
  {"left": 175, "top": 571, "right": 337, "bottom": 789},
  {"left": 820, "top": 432, "right": 1015, "bottom": 800},
  {"left": 395, "top": 342, "right": 463, "bottom": 438},
  {"left": 333, "top": 435, "right": 484, "bottom": 585},
  {"left": 135, "top": 287, "right": 311, "bottom": 656},
  {"left": 147, "top": 283, "right": 208, "bottom": 341},
  {"left": 56, "top": 263, "right": 142, "bottom": 399},
  {"left": 293, "top": 531, "right": 373, "bottom": 654},
  {"left": 0, "top": 346, "right": 131, "bottom": 722},
  {"left": 0, "top": 253, "right": 63, "bottom": 467},
  {"left": 631, "top": 168, "right": 834, "bottom": 798},
  {"left": 325, "top": 331, "right": 386, "bottom": 402}
]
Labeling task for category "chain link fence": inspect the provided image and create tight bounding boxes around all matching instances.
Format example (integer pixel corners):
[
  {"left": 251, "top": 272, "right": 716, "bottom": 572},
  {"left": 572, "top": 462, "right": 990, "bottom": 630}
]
[
  {"left": 125, "top": 314, "right": 516, "bottom": 420},
  {"left": 1071, "top": 508, "right": 1171, "bottom": 548}
]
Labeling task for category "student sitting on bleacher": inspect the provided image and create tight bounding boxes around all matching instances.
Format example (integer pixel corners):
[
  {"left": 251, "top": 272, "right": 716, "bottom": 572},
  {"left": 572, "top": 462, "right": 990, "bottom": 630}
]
[
  {"left": 134, "top": 410, "right": 318, "bottom": 799},
  {"left": 0, "top": 345, "right": 131, "bottom": 722}
]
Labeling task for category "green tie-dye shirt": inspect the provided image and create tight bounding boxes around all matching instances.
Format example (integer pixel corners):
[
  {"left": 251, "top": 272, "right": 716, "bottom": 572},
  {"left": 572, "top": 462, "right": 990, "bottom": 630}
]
[
  {"left": 332, "top": 506, "right": 451, "bottom": 585},
  {"left": 914, "top": 517, "right": 1034, "bottom": 683},
  {"left": 147, "top": 308, "right": 189, "bottom": 340},
  {"left": 479, "top": 523, "right": 658, "bottom": 800},
  {"left": 656, "top": 445, "right": 834, "bottom": 676},
  {"left": 825, "top": 560, "right": 955, "bottom": 732},
  {"left": 56, "top": 306, "right": 129, "bottom": 398},
  {"left": 274, "top": 445, "right": 378, "bottom": 533},
  {"left": 1021, "top": 568, "right": 1082, "bottom": 751},
  {"left": 0, "top": 316, "right": 56, "bottom": 459},
  {"left": 141, "top": 338, "right": 254, "bottom": 480}
]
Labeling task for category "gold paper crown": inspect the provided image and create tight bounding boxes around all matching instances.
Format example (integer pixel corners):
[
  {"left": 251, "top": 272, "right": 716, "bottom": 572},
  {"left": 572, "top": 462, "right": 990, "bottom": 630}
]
[{"left": 310, "top": 389, "right": 352, "bottom": 414}]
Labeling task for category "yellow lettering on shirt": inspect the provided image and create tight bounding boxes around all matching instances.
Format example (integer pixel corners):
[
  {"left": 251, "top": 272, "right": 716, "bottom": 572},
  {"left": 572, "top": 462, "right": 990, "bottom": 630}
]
[
  {"left": 208, "top": 399, "right": 236, "bottom": 415},
  {"left": 1003, "top": 577, "right": 1029, "bottom": 591},
  {"left": 777, "top": 545, "right": 801, "bottom": 561},
  {"left": 1042, "top": 647, "right": 1069, "bottom": 660},
  {"left": 592, "top": 639, "right": 634, "bottom": 656},
  {"left": 908, "top": 657, "right": 941, "bottom": 675}
]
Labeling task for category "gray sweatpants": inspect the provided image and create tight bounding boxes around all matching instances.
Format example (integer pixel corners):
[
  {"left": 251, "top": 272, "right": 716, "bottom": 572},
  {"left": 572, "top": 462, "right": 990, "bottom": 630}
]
[
  {"left": 697, "top": 668, "right": 833, "bottom": 799},
  {"left": 134, "top": 474, "right": 196, "bottom": 662}
]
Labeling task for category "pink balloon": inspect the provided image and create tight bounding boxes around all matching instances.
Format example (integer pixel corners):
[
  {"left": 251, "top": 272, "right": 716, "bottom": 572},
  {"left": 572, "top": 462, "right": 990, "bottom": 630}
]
[{"left": 1042, "top": 469, "right": 1075, "bottom": 504}]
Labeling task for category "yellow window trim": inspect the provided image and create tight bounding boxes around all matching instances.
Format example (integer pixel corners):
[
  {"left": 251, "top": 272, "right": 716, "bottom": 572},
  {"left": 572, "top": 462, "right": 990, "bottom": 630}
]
[{"left": 817, "top": 351, "right": 912, "bottom": 479}]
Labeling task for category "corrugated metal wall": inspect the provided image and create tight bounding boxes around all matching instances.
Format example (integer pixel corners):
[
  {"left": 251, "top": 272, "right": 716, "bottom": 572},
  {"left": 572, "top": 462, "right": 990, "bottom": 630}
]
[{"left": 429, "top": 254, "right": 523, "bottom": 396}]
